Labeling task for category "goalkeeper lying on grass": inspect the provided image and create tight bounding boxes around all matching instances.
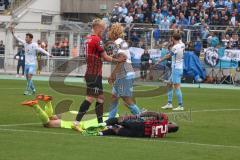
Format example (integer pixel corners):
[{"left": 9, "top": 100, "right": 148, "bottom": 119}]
[{"left": 21, "top": 94, "right": 107, "bottom": 135}]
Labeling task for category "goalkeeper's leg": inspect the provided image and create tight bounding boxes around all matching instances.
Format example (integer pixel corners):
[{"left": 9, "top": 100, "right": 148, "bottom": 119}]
[
  {"left": 21, "top": 100, "right": 49, "bottom": 125},
  {"left": 36, "top": 94, "right": 54, "bottom": 118}
]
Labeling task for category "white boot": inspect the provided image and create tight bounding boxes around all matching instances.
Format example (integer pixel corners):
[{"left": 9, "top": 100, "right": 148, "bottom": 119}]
[{"left": 161, "top": 103, "right": 173, "bottom": 109}]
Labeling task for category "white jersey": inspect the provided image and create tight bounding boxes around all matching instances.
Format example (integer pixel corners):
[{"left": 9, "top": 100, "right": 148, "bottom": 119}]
[
  {"left": 114, "top": 38, "right": 135, "bottom": 79},
  {"left": 14, "top": 35, "right": 50, "bottom": 65},
  {"left": 171, "top": 41, "right": 185, "bottom": 70},
  {"left": 114, "top": 38, "right": 132, "bottom": 63}
]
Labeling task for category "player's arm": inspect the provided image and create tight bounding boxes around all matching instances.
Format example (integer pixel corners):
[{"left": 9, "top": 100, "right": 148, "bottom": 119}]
[
  {"left": 158, "top": 53, "right": 171, "bottom": 63},
  {"left": 158, "top": 47, "right": 176, "bottom": 63},
  {"left": 10, "top": 27, "right": 25, "bottom": 44},
  {"left": 97, "top": 40, "right": 124, "bottom": 63},
  {"left": 101, "top": 51, "right": 123, "bottom": 63},
  {"left": 36, "top": 47, "right": 52, "bottom": 57}
]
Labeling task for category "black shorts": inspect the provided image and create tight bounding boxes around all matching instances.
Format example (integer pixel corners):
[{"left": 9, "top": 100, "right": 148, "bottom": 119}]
[
  {"left": 85, "top": 75, "right": 103, "bottom": 97},
  {"left": 117, "top": 121, "right": 145, "bottom": 137}
]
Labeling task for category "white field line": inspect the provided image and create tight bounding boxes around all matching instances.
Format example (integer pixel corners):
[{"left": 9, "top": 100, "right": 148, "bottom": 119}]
[
  {"left": 0, "top": 122, "right": 41, "bottom": 127},
  {"left": 0, "top": 128, "right": 239, "bottom": 150},
  {"left": 168, "top": 108, "right": 240, "bottom": 114},
  {"left": 0, "top": 88, "right": 23, "bottom": 90}
]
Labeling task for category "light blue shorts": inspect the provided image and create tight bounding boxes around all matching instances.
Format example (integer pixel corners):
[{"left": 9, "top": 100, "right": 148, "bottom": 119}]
[
  {"left": 25, "top": 64, "right": 36, "bottom": 75},
  {"left": 169, "top": 69, "right": 183, "bottom": 84},
  {"left": 112, "top": 78, "right": 134, "bottom": 97}
]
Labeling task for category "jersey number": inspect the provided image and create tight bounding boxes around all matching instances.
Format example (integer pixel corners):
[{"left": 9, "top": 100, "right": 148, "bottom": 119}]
[{"left": 151, "top": 124, "right": 168, "bottom": 137}]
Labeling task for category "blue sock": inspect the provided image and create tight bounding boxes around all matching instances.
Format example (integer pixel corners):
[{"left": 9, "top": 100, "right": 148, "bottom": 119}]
[
  {"left": 175, "top": 88, "right": 183, "bottom": 106},
  {"left": 108, "top": 101, "right": 119, "bottom": 119},
  {"left": 128, "top": 104, "right": 140, "bottom": 115},
  {"left": 29, "top": 79, "right": 35, "bottom": 91},
  {"left": 26, "top": 79, "right": 31, "bottom": 91},
  {"left": 167, "top": 88, "right": 173, "bottom": 104}
]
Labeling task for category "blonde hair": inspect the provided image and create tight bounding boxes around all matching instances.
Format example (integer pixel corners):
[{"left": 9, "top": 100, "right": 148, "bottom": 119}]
[
  {"left": 108, "top": 23, "right": 125, "bottom": 41},
  {"left": 92, "top": 18, "right": 105, "bottom": 29}
]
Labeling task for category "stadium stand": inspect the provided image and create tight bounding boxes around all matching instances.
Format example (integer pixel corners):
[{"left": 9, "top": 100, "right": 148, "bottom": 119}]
[
  {"left": 0, "top": 0, "right": 5, "bottom": 12},
  {"left": 107, "top": 0, "right": 240, "bottom": 49}
]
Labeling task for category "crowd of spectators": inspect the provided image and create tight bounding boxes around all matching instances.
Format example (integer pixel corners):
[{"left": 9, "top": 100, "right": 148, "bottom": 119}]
[
  {"left": 51, "top": 39, "right": 70, "bottom": 57},
  {"left": 110, "top": 0, "right": 240, "bottom": 28},
  {"left": 108, "top": 0, "right": 240, "bottom": 50},
  {"left": 0, "top": 0, "right": 11, "bottom": 11}
]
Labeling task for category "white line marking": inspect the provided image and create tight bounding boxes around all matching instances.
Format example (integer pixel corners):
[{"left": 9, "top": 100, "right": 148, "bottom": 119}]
[
  {"left": 169, "top": 108, "right": 240, "bottom": 114},
  {"left": 0, "top": 88, "right": 23, "bottom": 90},
  {"left": 0, "top": 128, "right": 77, "bottom": 136},
  {"left": 0, "top": 128, "right": 239, "bottom": 150},
  {"left": 98, "top": 136, "right": 240, "bottom": 149},
  {"left": 0, "top": 123, "right": 41, "bottom": 127}
]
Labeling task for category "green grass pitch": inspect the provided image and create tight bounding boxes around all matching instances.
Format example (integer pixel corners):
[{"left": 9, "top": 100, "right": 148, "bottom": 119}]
[{"left": 0, "top": 79, "right": 240, "bottom": 160}]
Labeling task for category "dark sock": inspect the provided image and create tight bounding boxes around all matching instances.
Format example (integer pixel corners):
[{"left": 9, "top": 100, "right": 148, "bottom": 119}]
[
  {"left": 76, "top": 100, "right": 91, "bottom": 122},
  {"left": 95, "top": 102, "right": 103, "bottom": 123},
  {"left": 105, "top": 118, "right": 119, "bottom": 126}
]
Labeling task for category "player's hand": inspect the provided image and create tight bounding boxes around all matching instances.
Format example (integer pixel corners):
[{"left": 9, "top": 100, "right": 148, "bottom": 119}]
[
  {"left": 108, "top": 77, "right": 114, "bottom": 85},
  {"left": 108, "top": 77, "right": 113, "bottom": 85},
  {"left": 9, "top": 25, "right": 14, "bottom": 33},
  {"left": 117, "top": 56, "right": 127, "bottom": 63},
  {"left": 157, "top": 58, "right": 162, "bottom": 64},
  {"left": 112, "top": 57, "right": 125, "bottom": 63}
]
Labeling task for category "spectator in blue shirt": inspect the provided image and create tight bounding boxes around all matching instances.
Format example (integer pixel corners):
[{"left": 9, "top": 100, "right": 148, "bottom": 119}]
[
  {"left": 131, "top": 31, "right": 140, "bottom": 46},
  {"left": 160, "top": 16, "right": 170, "bottom": 30},
  {"left": 238, "top": 2, "right": 240, "bottom": 14},
  {"left": 216, "top": 0, "right": 226, "bottom": 8},
  {"left": 188, "top": 11, "right": 196, "bottom": 25},
  {"left": 167, "top": 10, "right": 175, "bottom": 24},
  {"left": 136, "top": 8, "right": 144, "bottom": 23},
  {"left": 178, "top": 12, "right": 188, "bottom": 26},
  {"left": 121, "top": 3, "right": 128, "bottom": 16},
  {"left": 154, "top": 9, "right": 163, "bottom": 25},
  {"left": 161, "top": 5, "right": 169, "bottom": 17},
  {"left": 153, "top": 28, "right": 161, "bottom": 42},
  {"left": 225, "top": 0, "right": 233, "bottom": 13},
  {"left": 194, "top": 37, "right": 202, "bottom": 57}
]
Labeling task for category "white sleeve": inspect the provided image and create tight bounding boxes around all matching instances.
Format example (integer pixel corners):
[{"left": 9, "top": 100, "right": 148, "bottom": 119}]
[
  {"left": 170, "top": 46, "right": 177, "bottom": 56},
  {"left": 121, "top": 41, "right": 129, "bottom": 49},
  {"left": 36, "top": 47, "right": 50, "bottom": 56},
  {"left": 13, "top": 34, "right": 25, "bottom": 44}
]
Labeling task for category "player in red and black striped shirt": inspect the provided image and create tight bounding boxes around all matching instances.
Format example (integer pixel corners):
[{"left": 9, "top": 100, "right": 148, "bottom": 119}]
[
  {"left": 100, "top": 112, "right": 179, "bottom": 138},
  {"left": 72, "top": 19, "right": 124, "bottom": 131},
  {"left": 85, "top": 34, "right": 104, "bottom": 76}
]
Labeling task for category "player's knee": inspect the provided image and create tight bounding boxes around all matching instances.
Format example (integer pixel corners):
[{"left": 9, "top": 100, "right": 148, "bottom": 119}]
[
  {"left": 111, "top": 94, "right": 118, "bottom": 101},
  {"left": 111, "top": 94, "right": 117, "bottom": 99},
  {"left": 122, "top": 97, "right": 134, "bottom": 105},
  {"left": 174, "top": 84, "right": 181, "bottom": 89},
  {"left": 97, "top": 95, "right": 104, "bottom": 103},
  {"left": 86, "top": 96, "right": 94, "bottom": 103}
]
